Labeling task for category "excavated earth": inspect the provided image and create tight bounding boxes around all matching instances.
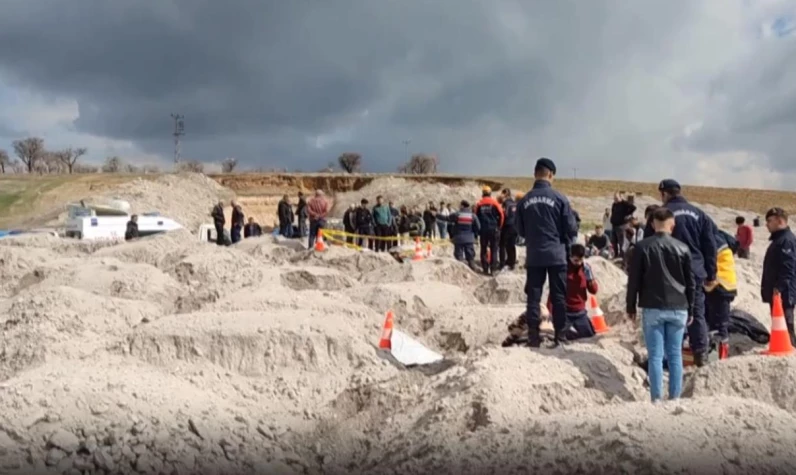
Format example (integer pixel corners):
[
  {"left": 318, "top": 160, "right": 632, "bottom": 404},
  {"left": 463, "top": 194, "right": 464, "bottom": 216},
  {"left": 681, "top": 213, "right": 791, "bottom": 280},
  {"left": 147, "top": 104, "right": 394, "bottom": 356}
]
[{"left": 0, "top": 175, "right": 793, "bottom": 475}]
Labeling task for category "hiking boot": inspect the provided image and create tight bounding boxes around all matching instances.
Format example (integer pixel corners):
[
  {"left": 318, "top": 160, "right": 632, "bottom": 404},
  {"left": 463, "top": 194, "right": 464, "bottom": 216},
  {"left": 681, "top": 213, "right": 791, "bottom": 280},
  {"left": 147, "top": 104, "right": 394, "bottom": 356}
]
[
  {"left": 526, "top": 329, "right": 542, "bottom": 348},
  {"left": 553, "top": 334, "right": 570, "bottom": 347},
  {"left": 693, "top": 351, "right": 708, "bottom": 367}
]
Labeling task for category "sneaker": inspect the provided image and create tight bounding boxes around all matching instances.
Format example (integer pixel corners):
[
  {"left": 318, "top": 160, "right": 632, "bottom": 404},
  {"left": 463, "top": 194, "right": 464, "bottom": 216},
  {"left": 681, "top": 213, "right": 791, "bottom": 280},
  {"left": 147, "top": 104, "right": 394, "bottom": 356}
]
[{"left": 718, "top": 342, "right": 730, "bottom": 360}]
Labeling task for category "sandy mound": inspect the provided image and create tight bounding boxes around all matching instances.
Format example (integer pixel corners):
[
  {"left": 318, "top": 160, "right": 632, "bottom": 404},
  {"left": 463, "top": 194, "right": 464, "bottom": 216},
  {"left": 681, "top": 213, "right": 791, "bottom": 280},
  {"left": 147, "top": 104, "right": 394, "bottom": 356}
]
[
  {"left": 237, "top": 236, "right": 304, "bottom": 265},
  {"left": 289, "top": 246, "right": 400, "bottom": 277},
  {"left": 686, "top": 356, "right": 796, "bottom": 412},
  {"left": 474, "top": 273, "right": 526, "bottom": 304},
  {"left": 91, "top": 229, "right": 204, "bottom": 268},
  {"left": 0, "top": 357, "right": 305, "bottom": 475},
  {"left": 343, "top": 396, "right": 796, "bottom": 474},
  {"left": 360, "top": 257, "right": 482, "bottom": 289},
  {"left": 27, "top": 259, "right": 184, "bottom": 310},
  {"left": 281, "top": 267, "right": 356, "bottom": 291},
  {"left": 93, "top": 173, "right": 231, "bottom": 230},
  {"left": 331, "top": 177, "right": 483, "bottom": 216},
  {"left": 128, "top": 310, "right": 390, "bottom": 383},
  {"left": 0, "top": 286, "right": 162, "bottom": 380}
]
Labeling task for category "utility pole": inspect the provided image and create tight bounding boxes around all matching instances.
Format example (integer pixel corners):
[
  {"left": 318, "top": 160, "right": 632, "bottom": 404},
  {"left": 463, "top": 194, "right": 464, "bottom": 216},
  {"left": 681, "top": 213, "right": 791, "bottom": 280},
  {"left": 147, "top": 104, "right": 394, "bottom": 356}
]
[
  {"left": 402, "top": 139, "right": 411, "bottom": 162},
  {"left": 171, "top": 113, "right": 185, "bottom": 166},
  {"left": 572, "top": 167, "right": 578, "bottom": 179}
]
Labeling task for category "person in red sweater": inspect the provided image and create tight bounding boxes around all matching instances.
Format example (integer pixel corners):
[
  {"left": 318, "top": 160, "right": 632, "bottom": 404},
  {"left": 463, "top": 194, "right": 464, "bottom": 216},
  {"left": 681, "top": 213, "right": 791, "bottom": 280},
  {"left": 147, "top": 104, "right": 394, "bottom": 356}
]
[
  {"left": 547, "top": 243, "right": 599, "bottom": 343},
  {"left": 735, "top": 216, "right": 753, "bottom": 259}
]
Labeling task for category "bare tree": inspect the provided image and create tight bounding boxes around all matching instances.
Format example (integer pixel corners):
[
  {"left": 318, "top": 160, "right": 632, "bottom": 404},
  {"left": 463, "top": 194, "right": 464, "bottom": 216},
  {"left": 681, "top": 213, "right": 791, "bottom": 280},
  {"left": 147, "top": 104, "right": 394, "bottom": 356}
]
[
  {"left": 338, "top": 152, "right": 362, "bottom": 173},
  {"left": 398, "top": 153, "right": 439, "bottom": 174},
  {"left": 0, "top": 149, "right": 10, "bottom": 174},
  {"left": 11, "top": 162, "right": 24, "bottom": 174},
  {"left": 12, "top": 137, "right": 45, "bottom": 173},
  {"left": 55, "top": 147, "right": 88, "bottom": 174},
  {"left": 73, "top": 163, "right": 99, "bottom": 174},
  {"left": 102, "top": 156, "right": 123, "bottom": 173},
  {"left": 176, "top": 159, "right": 205, "bottom": 173},
  {"left": 221, "top": 157, "right": 238, "bottom": 173},
  {"left": 41, "top": 152, "right": 64, "bottom": 174},
  {"left": 124, "top": 163, "right": 139, "bottom": 173}
]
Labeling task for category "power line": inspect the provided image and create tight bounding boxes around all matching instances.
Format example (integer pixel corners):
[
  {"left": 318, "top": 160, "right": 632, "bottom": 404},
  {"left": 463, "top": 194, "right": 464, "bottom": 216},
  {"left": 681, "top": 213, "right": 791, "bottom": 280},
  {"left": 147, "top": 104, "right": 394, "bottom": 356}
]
[
  {"left": 402, "top": 139, "right": 411, "bottom": 162},
  {"left": 171, "top": 113, "right": 185, "bottom": 166}
]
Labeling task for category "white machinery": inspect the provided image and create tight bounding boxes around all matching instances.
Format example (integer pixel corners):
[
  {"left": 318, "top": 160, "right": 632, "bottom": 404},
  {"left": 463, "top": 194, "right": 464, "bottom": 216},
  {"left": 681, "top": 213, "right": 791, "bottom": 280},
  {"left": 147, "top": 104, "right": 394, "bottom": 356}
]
[{"left": 64, "top": 200, "right": 182, "bottom": 241}]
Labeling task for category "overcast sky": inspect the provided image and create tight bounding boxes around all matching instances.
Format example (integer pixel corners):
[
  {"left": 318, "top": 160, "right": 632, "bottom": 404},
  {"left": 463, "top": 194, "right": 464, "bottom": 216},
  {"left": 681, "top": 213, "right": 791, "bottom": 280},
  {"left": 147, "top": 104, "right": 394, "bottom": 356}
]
[{"left": 1, "top": 0, "right": 795, "bottom": 188}]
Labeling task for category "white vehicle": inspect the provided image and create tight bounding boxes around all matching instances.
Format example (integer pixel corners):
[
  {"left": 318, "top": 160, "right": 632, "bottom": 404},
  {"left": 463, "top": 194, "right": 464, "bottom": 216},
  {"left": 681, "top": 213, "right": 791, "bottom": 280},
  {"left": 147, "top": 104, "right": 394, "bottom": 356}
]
[{"left": 64, "top": 201, "right": 182, "bottom": 240}]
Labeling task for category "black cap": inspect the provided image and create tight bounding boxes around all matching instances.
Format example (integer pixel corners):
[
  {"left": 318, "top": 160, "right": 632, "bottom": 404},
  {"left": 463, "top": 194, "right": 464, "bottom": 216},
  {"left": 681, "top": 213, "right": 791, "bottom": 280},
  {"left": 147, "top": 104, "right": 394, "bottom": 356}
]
[
  {"left": 535, "top": 157, "right": 556, "bottom": 174},
  {"left": 765, "top": 207, "right": 788, "bottom": 220},
  {"left": 460, "top": 200, "right": 470, "bottom": 208},
  {"left": 658, "top": 179, "right": 681, "bottom": 192}
]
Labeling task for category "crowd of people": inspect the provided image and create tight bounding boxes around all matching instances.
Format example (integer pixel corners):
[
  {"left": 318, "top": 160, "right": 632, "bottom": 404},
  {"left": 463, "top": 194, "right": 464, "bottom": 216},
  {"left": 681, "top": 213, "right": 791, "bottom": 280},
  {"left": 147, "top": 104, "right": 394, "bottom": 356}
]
[
  {"left": 200, "top": 160, "right": 794, "bottom": 403},
  {"left": 515, "top": 157, "right": 795, "bottom": 402}
]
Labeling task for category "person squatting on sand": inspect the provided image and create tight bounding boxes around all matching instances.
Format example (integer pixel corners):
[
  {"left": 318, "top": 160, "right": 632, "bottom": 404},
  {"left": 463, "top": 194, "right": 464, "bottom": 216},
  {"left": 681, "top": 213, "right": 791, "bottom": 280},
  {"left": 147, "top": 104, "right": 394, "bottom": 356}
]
[
  {"left": 626, "top": 206, "right": 695, "bottom": 402},
  {"left": 657, "top": 179, "right": 717, "bottom": 368},
  {"left": 516, "top": 157, "right": 579, "bottom": 347},
  {"left": 545, "top": 243, "right": 598, "bottom": 341},
  {"left": 761, "top": 207, "right": 796, "bottom": 347}
]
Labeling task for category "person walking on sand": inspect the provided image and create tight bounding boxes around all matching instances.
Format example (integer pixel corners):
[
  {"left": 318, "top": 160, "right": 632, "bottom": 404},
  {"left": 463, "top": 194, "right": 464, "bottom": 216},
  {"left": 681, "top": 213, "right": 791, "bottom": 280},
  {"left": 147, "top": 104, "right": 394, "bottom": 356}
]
[
  {"left": 735, "top": 216, "right": 753, "bottom": 259},
  {"left": 516, "top": 157, "right": 578, "bottom": 347},
  {"left": 307, "top": 189, "right": 329, "bottom": 249},
  {"left": 626, "top": 207, "right": 694, "bottom": 402}
]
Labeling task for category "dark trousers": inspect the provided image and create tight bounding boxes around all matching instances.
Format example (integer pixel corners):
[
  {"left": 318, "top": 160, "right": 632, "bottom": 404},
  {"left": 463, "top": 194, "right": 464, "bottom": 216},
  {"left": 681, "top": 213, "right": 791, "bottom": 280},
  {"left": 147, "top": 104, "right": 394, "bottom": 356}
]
[
  {"left": 278, "top": 219, "right": 293, "bottom": 238},
  {"left": 705, "top": 291, "right": 732, "bottom": 341},
  {"left": 231, "top": 225, "right": 242, "bottom": 244},
  {"left": 298, "top": 217, "right": 308, "bottom": 238},
  {"left": 611, "top": 227, "right": 625, "bottom": 257},
  {"left": 375, "top": 224, "right": 391, "bottom": 252},
  {"left": 308, "top": 219, "right": 325, "bottom": 248},
  {"left": 214, "top": 223, "right": 225, "bottom": 246},
  {"left": 453, "top": 243, "right": 475, "bottom": 263},
  {"left": 526, "top": 265, "right": 567, "bottom": 337},
  {"left": 565, "top": 310, "right": 596, "bottom": 340},
  {"left": 499, "top": 229, "right": 517, "bottom": 269},
  {"left": 344, "top": 227, "right": 355, "bottom": 244},
  {"left": 356, "top": 227, "right": 374, "bottom": 251},
  {"left": 687, "top": 280, "right": 709, "bottom": 354},
  {"left": 737, "top": 248, "right": 750, "bottom": 259},
  {"left": 480, "top": 229, "right": 500, "bottom": 273}
]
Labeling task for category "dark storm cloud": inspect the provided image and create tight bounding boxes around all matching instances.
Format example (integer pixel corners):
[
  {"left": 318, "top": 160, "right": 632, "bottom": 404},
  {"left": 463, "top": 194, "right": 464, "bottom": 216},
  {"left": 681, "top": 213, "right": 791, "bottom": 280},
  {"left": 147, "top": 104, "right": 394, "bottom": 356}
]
[{"left": 2, "top": 0, "right": 793, "bottom": 177}]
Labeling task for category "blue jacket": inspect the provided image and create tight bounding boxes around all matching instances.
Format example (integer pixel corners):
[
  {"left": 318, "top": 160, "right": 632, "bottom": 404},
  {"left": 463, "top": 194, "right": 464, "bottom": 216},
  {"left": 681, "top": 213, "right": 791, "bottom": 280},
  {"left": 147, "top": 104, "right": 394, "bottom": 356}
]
[
  {"left": 439, "top": 207, "right": 480, "bottom": 245},
  {"left": 762, "top": 227, "right": 796, "bottom": 306},
  {"left": 665, "top": 196, "right": 717, "bottom": 281},
  {"left": 516, "top": 180, "right": 578, "bottom": 267}
]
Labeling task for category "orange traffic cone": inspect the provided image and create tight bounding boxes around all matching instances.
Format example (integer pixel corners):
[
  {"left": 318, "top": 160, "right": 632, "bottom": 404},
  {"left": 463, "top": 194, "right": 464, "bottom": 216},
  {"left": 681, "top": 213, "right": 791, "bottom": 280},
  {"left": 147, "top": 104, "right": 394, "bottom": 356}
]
[
  {"left": 412, "top": 237, "right": 424, "bottom": 261},
  {"left": 588, "top": 295, "right": 610, "bottom": 334},
  {"left": 378, "top": 311, "right": 394, "bottom": 350},
  {"left": 764, "top": 294, "right": 794, "bottom": 356},
  {"left": 426, "top": 242, "right": 433, "bottom": 258},
  {"left": 314, "top": 229, "right": 327, "bottom": 252}
]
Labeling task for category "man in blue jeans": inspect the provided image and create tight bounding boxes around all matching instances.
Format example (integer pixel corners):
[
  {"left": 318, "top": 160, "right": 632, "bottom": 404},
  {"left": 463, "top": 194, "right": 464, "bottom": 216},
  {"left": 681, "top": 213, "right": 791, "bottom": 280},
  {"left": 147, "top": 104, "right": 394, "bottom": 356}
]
[{"left": 626, "top": 207, "right": 695, "bottom": 402}]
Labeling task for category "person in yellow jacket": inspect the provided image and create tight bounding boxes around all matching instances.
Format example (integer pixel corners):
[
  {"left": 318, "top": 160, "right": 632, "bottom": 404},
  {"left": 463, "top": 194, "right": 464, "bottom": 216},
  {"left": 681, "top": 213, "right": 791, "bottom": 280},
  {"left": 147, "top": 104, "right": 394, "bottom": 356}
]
[{"left": 704, "top": 227, "right": 738, "bottom": 359}]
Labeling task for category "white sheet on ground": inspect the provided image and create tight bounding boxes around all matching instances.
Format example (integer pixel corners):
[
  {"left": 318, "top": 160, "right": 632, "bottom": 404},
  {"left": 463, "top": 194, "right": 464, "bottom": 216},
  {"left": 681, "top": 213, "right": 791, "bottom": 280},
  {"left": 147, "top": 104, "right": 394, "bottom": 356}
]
[{"left": 390, "top": 329, "right": 444, "bottom": 366}]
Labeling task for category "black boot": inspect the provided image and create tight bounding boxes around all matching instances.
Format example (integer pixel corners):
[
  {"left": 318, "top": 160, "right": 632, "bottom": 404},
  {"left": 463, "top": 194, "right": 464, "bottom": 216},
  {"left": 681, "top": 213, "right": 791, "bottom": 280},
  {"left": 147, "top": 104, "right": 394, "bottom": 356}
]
[
  {"left": 693, "top": 351, "right": 708, "bottom": 367},
  {"left": 527, "top": 328, "right": 542, "bottom": 348},
  {"left": 788, "top": 322, "right": 796, "bottom": 347},
  {"left": 553, "top": 333, "right": 570, "bottom": 347}
]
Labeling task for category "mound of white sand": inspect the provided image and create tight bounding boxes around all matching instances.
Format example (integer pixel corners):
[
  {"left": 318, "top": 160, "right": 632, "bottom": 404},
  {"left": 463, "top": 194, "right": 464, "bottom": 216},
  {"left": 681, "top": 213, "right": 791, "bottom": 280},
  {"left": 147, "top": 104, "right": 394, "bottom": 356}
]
[{"left": 0, "top": 174, "right": 789, "bottom": 474}]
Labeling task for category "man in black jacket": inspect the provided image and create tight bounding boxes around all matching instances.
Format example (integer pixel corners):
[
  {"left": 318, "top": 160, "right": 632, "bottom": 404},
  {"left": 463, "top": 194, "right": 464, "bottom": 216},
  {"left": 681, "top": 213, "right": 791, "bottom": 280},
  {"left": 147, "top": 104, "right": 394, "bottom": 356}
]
[
  {"left": 626, "top": 207, "right": 694, "bottom": 402},
  {"left": 761, "top": 207, "right": 796, "bottom": 346},
  {"left": 296, "top": 192, "right": 308, "bottom": 238},
  {"left": 243, "top": 217, "right": 262, "bottom": 238},
  {"left": 277, "top": 195, "right": 293, "bottom": 238},
  {"left": 342, "top": 204, "right": 356, "bottom": 245},
  {"left": 354, "top": 199, "right": 375, "bottom": 251},
  {"left": 610, "top": 192, "right": 636, "bottom": 258},
  {"left": 211, "top": 200, "right": 226, "bottom": 246},
  {"left": 125, "top": 214, "right": 139, "bottom": 241},
  {"left": 231, "top": 200, "right": 245, "bottom": 244},
  {"left": 658, "top": 179, "right": 716, "bottom": 367}
]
